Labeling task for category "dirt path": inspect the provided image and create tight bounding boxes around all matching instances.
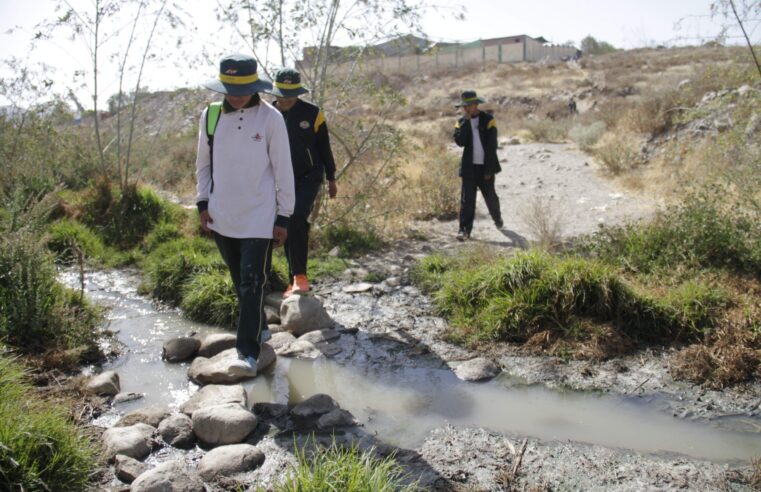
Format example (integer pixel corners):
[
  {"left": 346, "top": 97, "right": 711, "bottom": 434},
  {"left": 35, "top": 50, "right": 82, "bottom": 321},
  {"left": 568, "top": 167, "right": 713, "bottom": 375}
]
[{"left": 419, "top": 142, "right": 657, "bottom": 247}]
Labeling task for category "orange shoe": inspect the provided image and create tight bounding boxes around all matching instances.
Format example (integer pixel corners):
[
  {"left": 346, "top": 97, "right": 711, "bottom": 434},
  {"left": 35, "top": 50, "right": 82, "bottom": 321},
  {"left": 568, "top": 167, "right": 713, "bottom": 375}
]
[
  {"left": 283, "top": 284, "right": 294, "bottom": 299},
  {"left": 292, "top": 274, "right": 310, "bottom": 295}
]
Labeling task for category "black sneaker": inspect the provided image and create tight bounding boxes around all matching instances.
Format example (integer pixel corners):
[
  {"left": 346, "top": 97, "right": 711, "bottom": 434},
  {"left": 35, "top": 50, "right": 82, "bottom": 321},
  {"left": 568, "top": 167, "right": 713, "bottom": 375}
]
[{"left": 495, "top": 220, "right": 504, "bottom": 230}]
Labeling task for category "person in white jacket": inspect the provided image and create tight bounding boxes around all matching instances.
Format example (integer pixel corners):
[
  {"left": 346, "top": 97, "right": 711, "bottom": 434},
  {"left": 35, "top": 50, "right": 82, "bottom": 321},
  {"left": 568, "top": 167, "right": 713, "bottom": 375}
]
[{"left": 195, "top": 53, "right": 295, "bottom": 375}]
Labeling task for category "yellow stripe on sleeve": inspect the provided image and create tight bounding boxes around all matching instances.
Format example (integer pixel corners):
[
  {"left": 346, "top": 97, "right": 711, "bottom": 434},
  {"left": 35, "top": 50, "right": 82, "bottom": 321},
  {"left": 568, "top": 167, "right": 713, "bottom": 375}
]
[
  {"left": 487, "top": 119, "right": 497, "bottom": 130},
  {"left": 314, "top": 110, "right": 326, "bottom": 133}
]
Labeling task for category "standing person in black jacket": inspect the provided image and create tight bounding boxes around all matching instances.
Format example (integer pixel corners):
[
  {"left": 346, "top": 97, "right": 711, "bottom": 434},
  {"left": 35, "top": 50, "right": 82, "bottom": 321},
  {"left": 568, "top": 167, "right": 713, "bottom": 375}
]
[
  {"left": 269, "top": 68, "right": 338, "bottom": 297},
  {"left": 453, "top": 90, "right": 503, "bottom": 241}
]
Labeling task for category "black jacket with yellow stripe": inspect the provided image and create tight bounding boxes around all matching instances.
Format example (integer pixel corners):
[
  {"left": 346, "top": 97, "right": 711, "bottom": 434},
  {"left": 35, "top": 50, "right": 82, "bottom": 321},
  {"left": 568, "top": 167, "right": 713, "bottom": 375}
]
[
  {"left": 453, "top": 111, "right": 501, "bottom": 178},
  {"left": 274, "top": 98, "right": 337, "bottom": 184}
]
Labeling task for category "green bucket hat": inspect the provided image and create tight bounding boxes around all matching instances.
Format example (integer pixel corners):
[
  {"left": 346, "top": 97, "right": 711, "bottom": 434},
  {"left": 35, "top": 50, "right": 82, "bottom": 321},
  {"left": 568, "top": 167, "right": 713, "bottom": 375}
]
[
  {"left": 455, "top": 90, "right": 486, "bottom": 107},
  {"left": 203, "top": 53, "right": 272, "bottom": 96},
  {"left": 268, "top": 68, "right": 310, "bottom": 98}
]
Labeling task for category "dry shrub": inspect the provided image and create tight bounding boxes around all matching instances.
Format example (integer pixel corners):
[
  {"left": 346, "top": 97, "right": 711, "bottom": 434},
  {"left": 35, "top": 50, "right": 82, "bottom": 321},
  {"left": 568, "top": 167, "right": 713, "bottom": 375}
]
[
  {"left": 568, "top": 121, "right": 607, "bottom": 150},
  {"left": 670, "top": 324, "right": 761, "bottom": 389},
  {"left": 592, "top": 132, "right": 644, "bottom": 175},
  {"left": 518, "top": 195, "right": 563, "bottom": 250},
  {"left": 623, "top": 90, "right": 681, "bottom": 136}
]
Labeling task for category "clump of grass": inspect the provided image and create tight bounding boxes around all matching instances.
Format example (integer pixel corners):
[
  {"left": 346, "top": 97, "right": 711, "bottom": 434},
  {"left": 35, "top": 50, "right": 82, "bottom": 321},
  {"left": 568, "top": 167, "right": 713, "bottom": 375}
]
[
  {"left": 143, "top": 220, "right": 183, "bottom": 252},
  {"left": 417, "top": 250, "right": 724, "bottom": 352},
  {"left": 0, "top": 232, "right": 101, "bottom": 359},
  {"left": 46, "top": 219, "right": 106, "bottom": 264},
  {"left": 272, "top": 440, "right": 417, "bottom": 492},
  {"left": 180, "top": 271, "right": 238, "bottom": 328},
  {"left": 80, "top": 180, "right": 174, "bottom": 249},
  {"left": 140, "top": 237, "right": 224, "bottom": 305},
  {"left": 522, "top": 118, "right": 570, "bottom": 143},
  {"left": 518, "top": 195, "right": 563, "bottom": 251},
  {"left": 0, "top": 355, "right": 97, "bottom": 490}
]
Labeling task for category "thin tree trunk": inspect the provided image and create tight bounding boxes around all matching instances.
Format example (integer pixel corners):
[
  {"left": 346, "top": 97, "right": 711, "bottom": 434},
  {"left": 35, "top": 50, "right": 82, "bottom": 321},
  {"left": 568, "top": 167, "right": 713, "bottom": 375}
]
[
  {"left": 728, "top": 0, "right": 761, "bottom": 79},
  {"left": 92, "top": 0, "right": 107, "bottom": 177}
]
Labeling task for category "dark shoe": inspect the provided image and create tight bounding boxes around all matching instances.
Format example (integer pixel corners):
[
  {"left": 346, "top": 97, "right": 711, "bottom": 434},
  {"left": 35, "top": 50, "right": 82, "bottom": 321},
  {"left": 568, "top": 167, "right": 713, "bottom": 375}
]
[
  {"left": 495, "top": 220, "right": 504, "bottom": 230},
  {"left": 456, "top": 230, "right": 470, "bottom": 241}
]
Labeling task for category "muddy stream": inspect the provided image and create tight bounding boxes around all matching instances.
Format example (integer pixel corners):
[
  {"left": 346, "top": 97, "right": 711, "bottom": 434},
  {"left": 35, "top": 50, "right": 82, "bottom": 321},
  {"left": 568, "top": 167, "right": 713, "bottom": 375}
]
[{"left": 62, "top": 268, "right": 761, "bottom": 474}]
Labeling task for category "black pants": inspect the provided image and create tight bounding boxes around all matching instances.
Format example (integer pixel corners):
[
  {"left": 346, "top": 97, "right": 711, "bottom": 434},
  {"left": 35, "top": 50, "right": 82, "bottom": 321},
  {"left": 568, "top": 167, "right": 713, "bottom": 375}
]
[
  {"left": 459, "top": 166, "right": 502, "bottom": 234},
  {"left": 284, "top": 181, "right": 321, "bottom": 278},
  {"left": 213, "top": 233, "right": 273, "bottom": 359}
]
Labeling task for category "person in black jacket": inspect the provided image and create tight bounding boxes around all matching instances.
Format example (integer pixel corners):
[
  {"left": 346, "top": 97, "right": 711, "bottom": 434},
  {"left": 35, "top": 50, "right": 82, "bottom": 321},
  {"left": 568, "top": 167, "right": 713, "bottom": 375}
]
[
  {"left": 453, "top": 90, "right": 503, "bottom": 241},
  {"left": 269, "top": 68, "right": 338, "bottom": 297}
]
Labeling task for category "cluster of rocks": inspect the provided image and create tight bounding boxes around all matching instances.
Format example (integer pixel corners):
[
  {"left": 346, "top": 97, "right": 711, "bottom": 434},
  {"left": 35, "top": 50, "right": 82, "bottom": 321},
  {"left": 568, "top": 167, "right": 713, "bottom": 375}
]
[{"left": 87, "top": 293, "right": 361, "bottom": 490}]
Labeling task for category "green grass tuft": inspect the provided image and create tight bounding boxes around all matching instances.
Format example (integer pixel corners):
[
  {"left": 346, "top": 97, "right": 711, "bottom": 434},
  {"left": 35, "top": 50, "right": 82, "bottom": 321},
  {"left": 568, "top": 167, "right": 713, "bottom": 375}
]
[
  {"left": 180, "top": 271, "right": 238, "bottom": 328},
  {"left": 0, "top": 355, "right": 97, "bottom": 490},
  {"left": 272, "top": 439, "right": 417, "bottom": 492}
]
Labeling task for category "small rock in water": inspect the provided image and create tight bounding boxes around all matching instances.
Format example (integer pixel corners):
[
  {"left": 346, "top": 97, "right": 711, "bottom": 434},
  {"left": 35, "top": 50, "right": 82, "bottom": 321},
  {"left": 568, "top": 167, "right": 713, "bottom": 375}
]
[
  {"left": 87, "top": 370, "right": 120, "bottom": 396},
  {"left": 280, "top": 295, "right": 333, "bottom": 336},
  {"left": 291, "top": 393, "right": 339, "bottom": 420},
  {"left": 269, "top": 331, "right": 298, "bottom": 354},
  {"left": 317, "top": 409, "right": 357, "bottom": 430},
  {"left": 113, "top": 392, "right": 144, "bottom": 405},
  {"left": 298, "top": 329, "right": 340, "bottom": 344},
  {"left": 162, "top": 336, "right": 201, "bottom": 362},
  {"left": 453, "top": 357, "right": 501, "bottom": 381},
  {"left": 187, "top": 346, "right": 276, "bottom": 385},
  {"left": 115, "top": 407, "right": 169, "bottom": 428}
]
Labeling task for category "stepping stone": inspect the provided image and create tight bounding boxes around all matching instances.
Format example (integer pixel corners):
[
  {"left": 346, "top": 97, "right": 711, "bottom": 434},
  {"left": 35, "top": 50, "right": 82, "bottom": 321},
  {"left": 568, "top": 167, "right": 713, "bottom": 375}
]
[
  {"left": 453, "top": 357, "right": 500, "bottom": 381},
  {"left": 192, "top": 403, "right": 257, "bottom": 447},
  {"left": 162, "top": 336, "right": 201, "bottom": 362},
  {"left": 197, "top": 333, "right": 237, "bottom": 358},
  {"left": 102, "top": 423, "right": 154, "bottom": 462},
  {"left": 158, "top": 413, "right": 195, "bottom": 449},
  {"left": 130, "top": 460, "right": 203, "bottom": 492},
  {"left": 180, "top": 384, "right": 247, "bottom": 417},
  {"left": 187, "top": 345, "right": 276, "bottom": 385},
  {"left": 87, "top": 370, "right": 120, "bottom": 396},
  {"left": 280, "top": 294, "right": 333, "bottom": 336},
  {"left": 198, "top": 443, "right": 265, "bottom": 480},
  {"left": 114, "top": 407, "right": 169, "bottom": 428}
]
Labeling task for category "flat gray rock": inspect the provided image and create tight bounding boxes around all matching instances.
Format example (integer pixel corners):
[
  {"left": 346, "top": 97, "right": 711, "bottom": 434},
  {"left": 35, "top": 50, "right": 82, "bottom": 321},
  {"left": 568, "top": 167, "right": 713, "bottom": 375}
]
[
  {"left": 342, "top": 282, "right": 374, "bottom": 293},
  {"left": 290, "top": 393, "right": 339, "bottom": 420},
  {"left": 197, "top": 443, "right": 265, "bottom": 481},
  {"left": 317, "top": 409, "right": 357, "bottom": 429},
  {"left": 187, "top": 345, "right": 276, "bottom": 385},
  {"left": 269, "top": 331, "right": 297, "bottom": 353},
  {"left": 264, "top": 292, "right": 283, "bottom": 310},
  {"left": 180, "top": 384, "right": 247, "bottom": 417},
  {"left": 197, "top": 333, "right": 237, "bottom": 358},
  {"left": 453, "top": 357, "right": 501, "bottom": 381},
  {"left": 298, "top": 329, "right": 340, "bottom": 344},
  {"left": 264, "top": 304, "right": 281, "bottom": 324},
  {"left": 115, "top": 407, "right": 169, "bottom": 428}
]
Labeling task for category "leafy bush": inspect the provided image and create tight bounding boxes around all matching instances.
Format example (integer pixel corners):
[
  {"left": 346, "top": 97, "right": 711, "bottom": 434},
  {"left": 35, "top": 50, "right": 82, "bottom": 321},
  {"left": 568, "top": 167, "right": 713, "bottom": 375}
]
[
  {"left": 272, "top": 440, "right": 417, "bottom": 492},
  {"left": 0, "top": 232, "right": 100, "bottom": 357},
  {"left": 143, "top": 220, "right": 182, "bottom": 252},
  {"left": 0, "top": 355, "right": 96, "bottom": 491},
  {"left": 592, "top": 133, "right": 644, "bottom": 175}
]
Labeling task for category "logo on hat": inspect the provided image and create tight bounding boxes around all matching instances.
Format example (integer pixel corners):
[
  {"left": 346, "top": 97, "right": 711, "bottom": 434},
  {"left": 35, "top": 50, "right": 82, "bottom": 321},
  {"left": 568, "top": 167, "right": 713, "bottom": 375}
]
[
  {"left": 300, "top": 121, "right": 310, "bottom": 129},
  {"left": 225, "top": 69, "right": 238, "bottom": 75}
]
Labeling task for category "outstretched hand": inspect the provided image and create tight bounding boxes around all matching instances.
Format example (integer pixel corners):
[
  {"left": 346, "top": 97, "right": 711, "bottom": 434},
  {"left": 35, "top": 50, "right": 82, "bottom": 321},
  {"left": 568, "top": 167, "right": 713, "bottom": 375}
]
[{"left": 199, "top": 210, "right": 214, "bottom": 232}]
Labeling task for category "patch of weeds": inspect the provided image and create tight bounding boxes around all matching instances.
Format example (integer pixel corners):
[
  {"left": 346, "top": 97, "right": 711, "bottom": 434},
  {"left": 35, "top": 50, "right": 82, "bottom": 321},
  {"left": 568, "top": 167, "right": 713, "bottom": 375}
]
[
  {"left": 0, "top": 355, "right": 97, "bottom": 491},
  {"left": 180, "top": 271, "right": 238, "bottom": 328},
  {"left": 363, "top": 271, "right": 386, "bottom": 283},
  {"left": 592, "top": 132, "right": 644, "bottom": 175},
  {"left": 568, "top": 121, "right": 606, "bottom": 150},
  {"left": 518, "top": 196, "right": 563, "bottom": 251},
  {"left": 143, "top": 220, "right": 183, "bottom": 252},
  {"left": 310, "top": 256, "right": 350, "bottom": 280},
  {"left": 0, "top": 232, "right": 101, "bottom": 360},
  {"left": 314, "top": 224, "right": 385, "bottom": 258},
  {"left": 271, "top": 438, "right": 418, "bottom": 492},
  {"left": 141, "top": 237, "right": 224, "bottom": 305},
  {"left": 579, "top": 193, "right": 761, "bottom": 276}
]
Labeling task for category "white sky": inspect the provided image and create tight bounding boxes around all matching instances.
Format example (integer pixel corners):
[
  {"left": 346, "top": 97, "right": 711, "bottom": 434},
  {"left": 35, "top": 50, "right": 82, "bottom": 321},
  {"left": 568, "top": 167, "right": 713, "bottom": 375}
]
[{"left": 0, "top": 0, "right": 757, "bottom": 108}]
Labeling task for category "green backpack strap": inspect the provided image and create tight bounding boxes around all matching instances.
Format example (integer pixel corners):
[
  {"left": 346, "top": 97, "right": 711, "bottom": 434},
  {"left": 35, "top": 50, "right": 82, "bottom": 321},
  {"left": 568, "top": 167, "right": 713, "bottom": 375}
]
[
  {"left": 205, "top": 102, "right": 223, "bottom": 194},
  {"left": 206, "top": 102, "right": 223, "bottom": 139}
]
